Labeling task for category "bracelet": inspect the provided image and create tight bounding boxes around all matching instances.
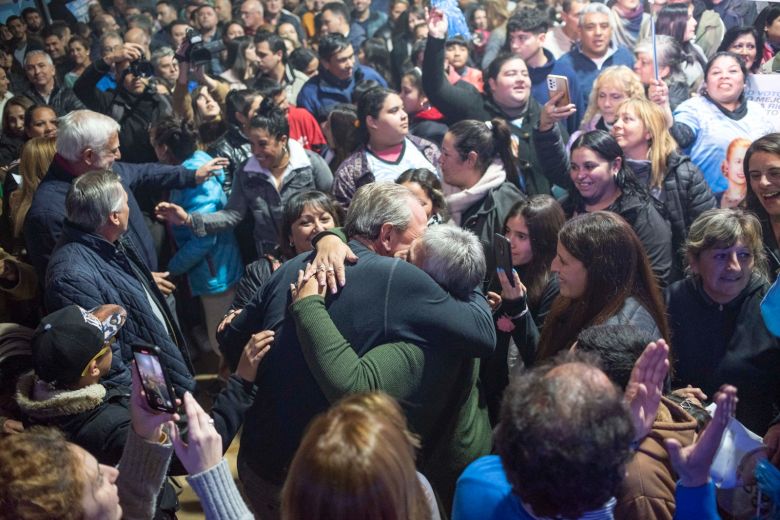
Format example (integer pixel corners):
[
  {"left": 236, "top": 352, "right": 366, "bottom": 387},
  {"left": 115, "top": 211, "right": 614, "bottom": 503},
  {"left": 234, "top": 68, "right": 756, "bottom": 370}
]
[{"left": 507, "top": 306, "right": 529, "bottom": 320}]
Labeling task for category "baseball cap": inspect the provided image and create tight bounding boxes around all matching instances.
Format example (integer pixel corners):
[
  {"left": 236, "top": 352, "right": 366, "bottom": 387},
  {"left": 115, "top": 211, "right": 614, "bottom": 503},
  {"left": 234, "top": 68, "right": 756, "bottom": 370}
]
[{"left": 32, "top": 305, "right": 127, "bottom": 388}]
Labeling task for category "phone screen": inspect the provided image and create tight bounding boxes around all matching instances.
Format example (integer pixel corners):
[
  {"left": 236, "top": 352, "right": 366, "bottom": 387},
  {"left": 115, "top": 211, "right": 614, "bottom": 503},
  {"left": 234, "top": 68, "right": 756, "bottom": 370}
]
[
  {"left": 133, "top": 349, "right": 176, "bottom": 412},
  {"left": 493, "top": 233, "right": 516, "bottom": 287}
]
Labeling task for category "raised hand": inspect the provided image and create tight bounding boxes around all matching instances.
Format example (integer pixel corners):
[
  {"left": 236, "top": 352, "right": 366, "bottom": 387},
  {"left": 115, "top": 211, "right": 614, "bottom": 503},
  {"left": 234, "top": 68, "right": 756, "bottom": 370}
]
[
  {"left": 666, "top": 385, "right": 738, "bottom": 487},
  {"left": 624, "top": 339, "right": 670, "bottom": 442},
  {"left": 426, "top": 7, "right": 448, "bottom": 39},
  {"left": 539, "top": 91, "right": 577, "bottom": 132}
]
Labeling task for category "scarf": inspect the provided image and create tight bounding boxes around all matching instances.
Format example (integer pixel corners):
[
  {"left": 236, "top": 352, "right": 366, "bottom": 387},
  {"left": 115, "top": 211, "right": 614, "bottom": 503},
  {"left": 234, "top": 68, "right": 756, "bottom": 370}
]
[
  {"left": 703, "top": 92, "right": 748, "bottom": 120},
  {"left": 445, "top": 160, "right": 506, "bottom": 225},
  {"left": 612, "top": 4, "right": 644, "bottom": 47}
]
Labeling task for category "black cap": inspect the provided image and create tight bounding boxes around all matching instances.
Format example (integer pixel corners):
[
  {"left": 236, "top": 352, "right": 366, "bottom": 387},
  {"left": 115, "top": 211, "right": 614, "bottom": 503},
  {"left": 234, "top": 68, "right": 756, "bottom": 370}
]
[{"left": 32, "top": 305, "right": 126, "bottom": 387}]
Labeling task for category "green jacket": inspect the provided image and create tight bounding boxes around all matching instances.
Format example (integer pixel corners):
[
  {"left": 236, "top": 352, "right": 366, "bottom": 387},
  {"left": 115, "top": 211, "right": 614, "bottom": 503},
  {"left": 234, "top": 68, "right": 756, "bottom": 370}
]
[{"left": 291, "top": 295, "right": 493, "bottom": 510}]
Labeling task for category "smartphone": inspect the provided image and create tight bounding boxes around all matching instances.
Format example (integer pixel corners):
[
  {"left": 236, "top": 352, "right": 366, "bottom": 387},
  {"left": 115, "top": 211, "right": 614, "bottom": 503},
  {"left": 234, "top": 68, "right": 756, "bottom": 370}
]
[
  {"left": 493, "top": 233, "right": 516, "bottom": 287},
  {"left": 132, "top": 343, "right": 178, "bottom": 413},
  {"left": 547, "top": 74, "right": 571, "bottom": 107}
]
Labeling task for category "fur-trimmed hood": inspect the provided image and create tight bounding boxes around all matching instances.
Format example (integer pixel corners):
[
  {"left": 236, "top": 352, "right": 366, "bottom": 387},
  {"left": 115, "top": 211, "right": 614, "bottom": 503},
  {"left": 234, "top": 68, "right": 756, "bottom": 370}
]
[{"left": 16, "top": 373, "right": 106, "bottom": 419}]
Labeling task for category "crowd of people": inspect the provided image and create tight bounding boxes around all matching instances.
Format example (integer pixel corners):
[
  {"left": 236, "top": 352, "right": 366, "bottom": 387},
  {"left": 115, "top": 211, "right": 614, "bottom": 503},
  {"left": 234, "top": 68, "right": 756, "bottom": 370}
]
[{"left": 0, "top": 0, "right": 780, "bottom": 518}]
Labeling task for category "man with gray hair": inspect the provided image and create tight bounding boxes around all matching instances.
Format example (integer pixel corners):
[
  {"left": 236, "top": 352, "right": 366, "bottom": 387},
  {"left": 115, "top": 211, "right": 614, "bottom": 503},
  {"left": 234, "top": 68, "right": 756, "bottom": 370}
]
[
  {"left": 24, "top": 109, "right": 223, "bottom": 282},
  {"left": 45, "top": 170, "right": 195, "bottom": 395},
  {"left": 287, "top": 223, "right": 493, "bottom": 509},
  {"left": 557, "top": 2, "right": 634, "bottom": 114},
  {"left": 219, "top": 182, "right": 496, "bottom": 517},
  {"left": 151, "top": 46, "right": 179, "bottom": 94},
  {"left": 21, "top": 50, "right": 85, "bottom": 116}
]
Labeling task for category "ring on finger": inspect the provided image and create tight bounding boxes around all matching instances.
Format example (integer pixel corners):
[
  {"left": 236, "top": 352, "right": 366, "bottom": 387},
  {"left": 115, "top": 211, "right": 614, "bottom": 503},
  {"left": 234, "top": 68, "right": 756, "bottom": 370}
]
[
  {"left": 317, "top": 264, "right": 327, "bottom": 272},
  {"left": 326, "top": 266, "right": 335, "bottom": 273}
]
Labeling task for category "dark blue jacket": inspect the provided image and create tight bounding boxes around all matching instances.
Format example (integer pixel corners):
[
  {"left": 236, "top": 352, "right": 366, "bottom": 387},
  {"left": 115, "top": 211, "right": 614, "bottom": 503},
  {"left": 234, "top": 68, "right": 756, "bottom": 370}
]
[
  {"left": 24, "top": 156, "right": 195, "bottom": 279},
  {"left": 296, "top": 65, "right": 387, "bottom": 121},
  {"left": 528, "top": 48, "right": 582, "bottom": 133},
  {"left": 219, "top": 240, "right": 496, "bottom": 484},
  {"left": 556, "top": 44, "right": 635, "bottom": 115},
  {"left": 45, "top": 222, "right": 195, "bottom": 395}
]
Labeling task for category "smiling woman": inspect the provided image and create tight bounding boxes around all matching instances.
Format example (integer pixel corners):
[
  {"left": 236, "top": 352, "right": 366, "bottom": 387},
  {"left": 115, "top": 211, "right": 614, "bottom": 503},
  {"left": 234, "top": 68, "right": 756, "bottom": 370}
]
[
  {"left": 666, "top": 208, "right": 780, "bottom": 436},
  {"left": 672, "top": 52, "right": 779, "bottom": 193},
  {"left": 744, "top": 133, "right": 780, "bottom": 278}
]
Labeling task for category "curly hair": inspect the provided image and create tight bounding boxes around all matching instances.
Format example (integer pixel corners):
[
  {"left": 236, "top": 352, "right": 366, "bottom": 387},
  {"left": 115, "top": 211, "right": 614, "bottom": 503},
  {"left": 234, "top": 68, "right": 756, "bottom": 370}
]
[
  {"left": 0, "top": 427, "right": 86, "bottom": 520},
  {"left": 581, "top": 66, "right": 645, "bottom": 126}
]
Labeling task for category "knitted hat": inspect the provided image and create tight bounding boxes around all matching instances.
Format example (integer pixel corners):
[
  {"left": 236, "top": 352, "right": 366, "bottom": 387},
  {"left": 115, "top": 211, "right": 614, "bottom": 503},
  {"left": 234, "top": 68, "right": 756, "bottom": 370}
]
[{"left": 32, "top": 305, "right": 126, "bottom": 387}]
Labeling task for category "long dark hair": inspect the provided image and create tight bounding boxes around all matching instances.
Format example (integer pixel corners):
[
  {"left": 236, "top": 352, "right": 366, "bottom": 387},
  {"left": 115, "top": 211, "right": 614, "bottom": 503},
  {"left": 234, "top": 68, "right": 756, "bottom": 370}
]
[
  {"left": 743, "top": 132, "right": 780, "bottom": 264},
  {"left": 718, "top": 26, "right": 764, "bottom": 73},
  {"left": 568, "top": 130, "right": 650, "bottom": 211},
  {"left": 503, "top": 195, "right": 565, "bottom": 309},
  {"left": 328, "top": 103, "right": 360, "bottom": 169},
  {"left": 447, "top": 118, "right": 520, "bottom": 186},
  {"left": 536, "top": 212, "right": 669, "bottom": 361},
  {"left": 223, "top": 36, "right": 254, "bottom": 82},
  {"left": 656, "top": 4, "right": 702, "bottom": 66}
]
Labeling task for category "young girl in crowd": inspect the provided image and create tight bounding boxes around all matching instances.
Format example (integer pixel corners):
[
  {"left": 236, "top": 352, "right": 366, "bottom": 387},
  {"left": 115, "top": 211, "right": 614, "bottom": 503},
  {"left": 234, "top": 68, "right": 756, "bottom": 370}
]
[
  {"left": 482, "top": 195, "right": 565, "bottom": 424},
  {"left": 717, "top": 137, "right": 751, "bottom": 208},
  {"left": 399, "top": 69, "right": 448, "bottom": 145},
  {"left": 151, "top": 117, "right": 243, "bottom": 354},
  {"left": 64, "top": 35, "right": 91, "bottom": 88},
  {"left": 332, "top": 87, "right": 439, "bottom": 208},
  {"left": 219, "top": 36, "right": 260, "bottom": 90},
  {"left": 396, "top": 167, "right": 448, "bottom": 224},
  {"left": 537, "top": 211, "right": 670, "bottom": 361}
]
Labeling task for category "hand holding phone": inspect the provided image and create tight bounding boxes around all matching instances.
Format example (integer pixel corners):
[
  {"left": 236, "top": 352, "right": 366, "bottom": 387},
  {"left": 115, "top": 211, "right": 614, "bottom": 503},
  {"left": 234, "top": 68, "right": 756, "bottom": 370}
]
[
  {"left": 132, "top": 343, "right": 178, "bottom": 414},
  {"left": 493, "top": 233, "right": 516, "bottom": 287},
  {"left": 546, "top": 75, "right": 571, "bottom": 107}
]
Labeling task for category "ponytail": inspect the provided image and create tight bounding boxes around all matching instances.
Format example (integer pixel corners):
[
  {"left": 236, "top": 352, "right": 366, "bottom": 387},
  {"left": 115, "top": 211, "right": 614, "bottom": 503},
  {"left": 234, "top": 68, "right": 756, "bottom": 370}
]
[{"left": 490, "top": 118, "right": 520, "bottom": 186}]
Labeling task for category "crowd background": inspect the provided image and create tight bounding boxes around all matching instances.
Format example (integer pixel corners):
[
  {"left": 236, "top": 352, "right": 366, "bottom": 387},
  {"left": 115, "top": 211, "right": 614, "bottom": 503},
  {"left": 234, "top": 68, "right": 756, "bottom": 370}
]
[{"left": 0, "top": 0, "right": 780, "bottom": 518}]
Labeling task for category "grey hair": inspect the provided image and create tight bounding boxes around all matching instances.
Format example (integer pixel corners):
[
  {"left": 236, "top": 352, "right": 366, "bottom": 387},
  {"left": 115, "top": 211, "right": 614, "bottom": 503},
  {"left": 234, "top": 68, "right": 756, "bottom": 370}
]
[
  {"left": 66, "top": 170, "right": 126, "bottom": 233},
  {"left": 634, "top": 36, "right": 683, "bottom": 76},
  {"left": 417, "top": 225, "right": 485, "bottom": 300},
  {"left": 151, "top": 46, "right": 175, "bottom": 68},
  {"left": 57, "top": 110, "right": 120, "bottom": 161},
  {"left": 24, "top": 50, "right": 53, "bottom": 66},
  {"left": 579, "top": 3, "right": 611, "bottom": 26},
  {"left": 344, "top": 183, "right": 414, "bottom": 240}
]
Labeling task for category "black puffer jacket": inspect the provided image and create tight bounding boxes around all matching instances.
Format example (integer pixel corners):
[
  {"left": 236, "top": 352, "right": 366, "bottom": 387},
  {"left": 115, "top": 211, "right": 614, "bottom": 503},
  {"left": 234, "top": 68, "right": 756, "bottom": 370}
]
[
  {"left": 535, "top": 125, "right": 674, "bottom": 285},
  {"left": 22, "top": 83, "right": 85, "bottom": 116},
  {"left": 660, "top": 152, "right": 716, "bottom": 276}
]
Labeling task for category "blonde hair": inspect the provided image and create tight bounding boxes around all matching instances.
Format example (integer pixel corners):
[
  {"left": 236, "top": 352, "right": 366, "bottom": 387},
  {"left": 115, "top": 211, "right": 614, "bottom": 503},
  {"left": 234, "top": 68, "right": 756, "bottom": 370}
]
[
  {"left": 616, "top": 98, "right": 678, "bottom": 189},
  {"left": 282, "top": 392, "right": 429, "bottom": 520},
  {"left": 485, "top": 0, "right": 510, "bottom": 29},
  {"left": 12, "top": 136, "right": 56, "bottom": 237},
  {"left": 581, "top": 66, "right": 645, "bottom": 126}
]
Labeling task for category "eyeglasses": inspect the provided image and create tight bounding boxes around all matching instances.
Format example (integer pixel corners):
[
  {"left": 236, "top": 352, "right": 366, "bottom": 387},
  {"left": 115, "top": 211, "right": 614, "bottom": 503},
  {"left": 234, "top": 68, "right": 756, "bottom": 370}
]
[{"left": 80, "top": 337, "right": 115, "bottom": 377}]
